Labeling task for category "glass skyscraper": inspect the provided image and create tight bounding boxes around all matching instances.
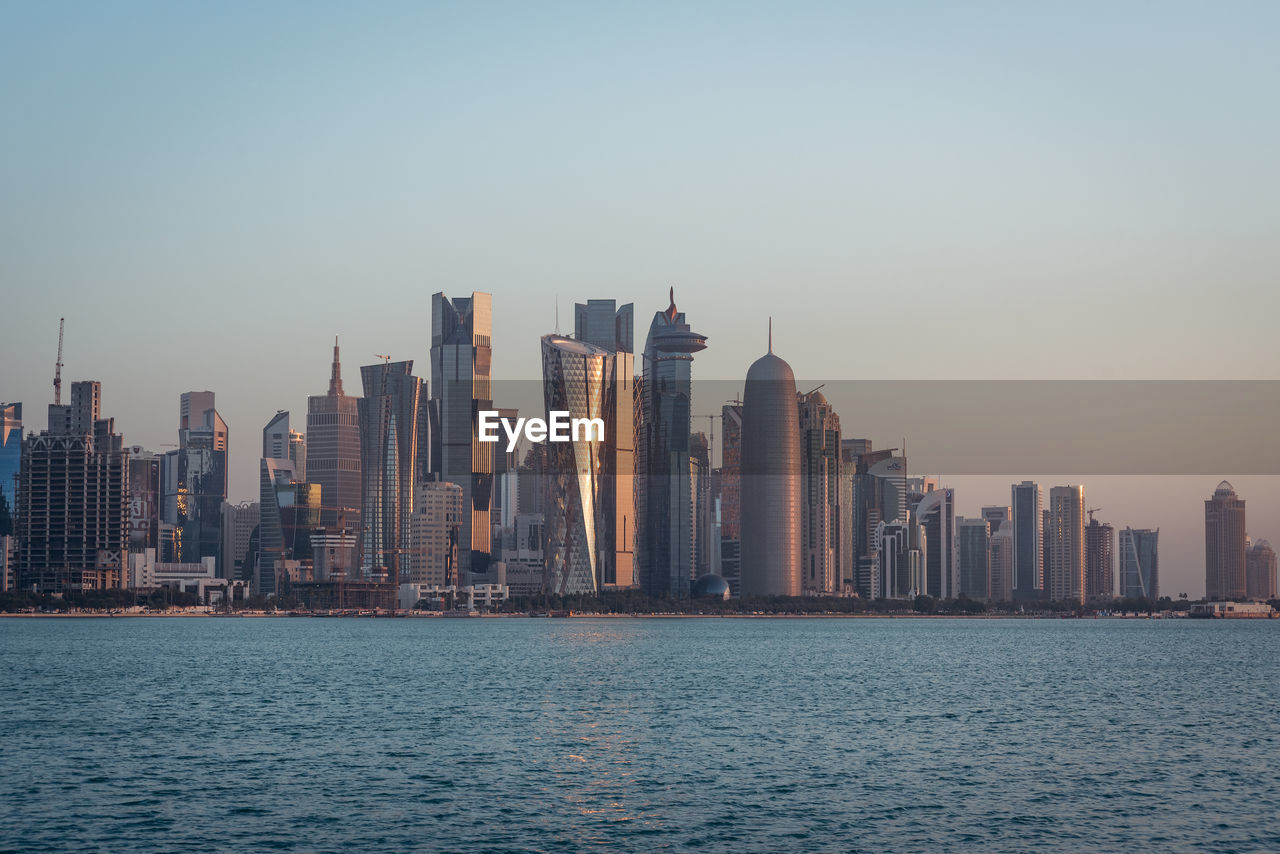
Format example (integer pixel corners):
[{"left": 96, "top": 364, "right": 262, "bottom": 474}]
[
  {"left": 1118, "top": 527, "right": 1159, "bottom": 600},
  {"left": 0, "top": 403, "right": 21, "bottom": 534},
  {"left": 359, "top": 360, "right": 424, "bottom": 584}
]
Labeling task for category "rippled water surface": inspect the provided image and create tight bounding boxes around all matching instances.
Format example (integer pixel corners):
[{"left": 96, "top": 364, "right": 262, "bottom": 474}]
[{"left": 2, "top": 617, "right": 1278, "bottom": 852}]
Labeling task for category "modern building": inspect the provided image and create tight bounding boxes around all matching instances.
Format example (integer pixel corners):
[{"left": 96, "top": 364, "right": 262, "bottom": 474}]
[
  {"left": 798, "top": 390, "right": 843, "bottom": 595},
  {"left": 540, "top": 335, "right": 611, "bottom": 595},
  {"left": 221, "top": 501, "right": 259, "bottom": 582},
  {"left": 408, "top": 480, "right": 462, "bottom": 588},
  {"left": 1084, "top": 515, "right": 1115, "bottom": 599},
  {"left": 980, "top": 506, "right": 1010, "bottom": 539},
  {"left": 502, "top": 512, "right": 546, "bottom": 597},
  {"left": 258, "top": 458, "right": 319, "bottom": 596},
  {"left": 1046, "top": 485, "right": 1085, "bottom": 604},
  {"left": 719, "top": 402, "right": 743, "bottom": 596},
  {"left": 1011, "top": 481, "right": 1043, "bottom": 601},
  {"left": 1205, "top": 481, "right": 1247, "bottom": 601},
  {"left": 1246, "top": 538, "right": 1277, "bottom": 601},
  {"left": 573, "top": 299, "right": 636, "bottom": 590},
  {"left": 0, "top": 402, "right": 21, "bottom": 534},
  {"left": 431, "top": 292, "right": 493, "bottom": 584},
  {"left": 915, "top": 487, "right": 957, "bottom": 599},
  {"left": 306, "top": 338, "right": 362, "bottom": 536},
  {"left": 876, "top": 520, "right": 920, "bottom": 599},
  {"left": 359, "top": 360, "right": 425, "bottom": 585},
  {"left": 18, "top": 381, "right": 129, "bottom": 592},
  {"left": 989, "top": 522, "right": 1014, "bottom": 602},
  {"left": 849, "top": 446, "right": 908, "bottom": 600},
  {"left": 263, "top": 410, "right": 306, "bottom": 480},
  {"left": 162, "top": 393, "right": 228, "bottom": 571},
  {"left": 636, "top": 289, "right": 707, "bottom": 598},
  {"left": 739, "top": 330, "right": 801, "bottom": 598},
  {"left": 956, "top": 517, "right": 990, "bottom": 601},
  {"left": 1118, "top": 527, "right": 1159, "bottom": 600}
]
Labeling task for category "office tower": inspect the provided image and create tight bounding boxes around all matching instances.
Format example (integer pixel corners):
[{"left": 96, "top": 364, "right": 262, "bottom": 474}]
[
  {"left": 850, "top": 444, "right": 908, "bottom": 599},
  {"left": 573, "top": 299, "right": 636, "bottom": 589},
  {"left": 0, "top": 403, "right": 22, "bottom": 537},
  {"left": 1084, "top": 515, "right": 1115, "bottom": 599},
  {"left": 798, "top": 390, "right": 843, "bottom": 595},
  {"left": 981, "top": 506, "right": 1010, "bottom": 538},
  {"left": 690, "top": 432, "right": 715, "bottom": 577},
  {"left": 1046, "top": 485, "right": 1085, "bottom": 604},
  {"left": 719, "top": 402, "right": 743, "bottom": 596},
  {"left": 1246, "top": 538, "right": 1277, "bottom": 601},
  {"left": 408, "top": 481, "right": 462, "bottom": 588},
  {"left": 540, "top": 335, "right": 611, "bottom": 595},
  {"left": 162, "top": 393, "right": 228, "bottom": 570},
  {"left": 257, "top": 458, "right": 319, "bottom": 596},
  {"left": 957, "top": 517, "right": 990, "bottom": 601},
  {"left": 359, "top": 360, "right": 425, "bottom": 585},
  {"left": 876, "top": 520, "right": 919, "bottom": 599},
  {"left": 915, "top": 487, "right": 957, "bottom": 599},
  {"left": 989, "top": 522, "right": 1014, "bottom": 601},
  {"left": 307, "top": 338, "right": 362, "bottom": 535},
  {"left": 1, "top": 535, "right": 14, "bottom": 591},
  {"left": 1205, "top": 481, "right": 1246, "bottom": 600},
  {"left": 263, "top": 411, "right": 306, "bottom": 481},
  {"left": 636, "top": 289, "right": 708, "bottom": 598},
  {"left": 503, "top": 513, "right": 546, "bottom": 596},
  {"left": 18, "top": 381, "right": 128, "bottom": 592},
  {"left": 1118, "top": 527, "right": 1159, "bottom": 600},
  {"left": 431, "top": 292, "right": 493, "bottom": 583},
  {"left": 127, "top": 448, "right": 161, "bottom": 553},
  {"left": 1011, "top": 481, "right": 1043, "bottom": 601},
  {"left": 740, "top": 331, "right": 801, "bottom": 597},
  {"left": 221, "top": 501, "right": 260, "bottom": 582}
]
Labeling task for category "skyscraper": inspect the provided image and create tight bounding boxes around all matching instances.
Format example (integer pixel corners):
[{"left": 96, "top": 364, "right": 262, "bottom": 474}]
[
  {"left": 573, "top": 299, "right": 635, "bottom": 589},
  {"left": 221, "top": 500, "right": 260, "bottom": 583},
  {"left": 719, "top": 402, "right": 743, "bottom": 596},
  {"left": 540, "top": 334, "right": 611, "bottom": 595},
  {"left": 956, "top": 517, "right": 990, "bottom": 600},
  {"left": 18, "top": 381, "right": 128, "bottom": 592},
  {"left": 409, "top": 481, "right": 463, "bottom": 588},
  {"left": 980, "top": 506, "right": 1010, "bottom": 539},
  {"left": 989, "top": 522, "right": 1014, "bottom": 602},
  {"left": 1245, "top": 538, "right": 1277, "bottom": 601},
  {"left": 636, "top": 289, "right": 707, "bottom": 598},
  {"left": 307, "top": 338, "right": 362, "bottom": 535},
  {"left": 798, "top": 390, "right": 843, "bottom": 595},
  {"left": 1084, "top": 514, "right": 1115, "bottom": 599},
  {"left": 359, "top": 360, "right": 425, "bottom": 585},
  {"left": 915, "top": 487, "right": 957, "bottom": 599},
  {"left": 0, "top": 403, "right": 21, "bottom": 537},
  {"left": 1046, "top": 485, "right": 1085, "bottom": 604},
  {"left": 258, "top": 458, "right": 318, "bottom": 596},
  {"left": 1118, "top": 527, "right": 1159, "bottom": 600},
  {"left": 431, "top": 292, "right": 493, "bottom": 584},
  {"left": 740, "top": 330, "right": 801, "bottom": 598},
  {"left": 162, "top": 393, "right": 228, "bottom": 570},
  {"left": 1204, "top": 481, "right": 1246, "bottom": 601},
  {"left": 263, "top": 411, "right": 306, "bottom": 480},
  {"left": 1011, "top": 481, "right": 1043, "bottom": 601}
]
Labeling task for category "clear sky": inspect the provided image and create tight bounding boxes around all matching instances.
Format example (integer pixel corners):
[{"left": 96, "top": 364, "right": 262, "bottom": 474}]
[{"left": 2, "top": 1, "right": 1278, "bottom": 595}]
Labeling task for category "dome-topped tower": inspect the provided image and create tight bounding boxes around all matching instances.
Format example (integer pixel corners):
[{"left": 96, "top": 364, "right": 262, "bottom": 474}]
[{"left": 740, "top": 322, "right": 802, "bottom": 597}]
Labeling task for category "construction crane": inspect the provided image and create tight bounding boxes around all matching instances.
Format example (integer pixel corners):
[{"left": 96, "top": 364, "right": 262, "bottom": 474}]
[
  {"left": 1087, "top": 507, "right": 1103, "bottom": 523},
  {"left": 53, "top": 317, "right": 64, "bottom": 405}
]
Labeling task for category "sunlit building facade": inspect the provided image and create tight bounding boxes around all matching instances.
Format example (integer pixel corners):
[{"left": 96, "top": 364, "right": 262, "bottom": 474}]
[{"left": 1205, "top": 481, "right": 1246, "bottom": 601}]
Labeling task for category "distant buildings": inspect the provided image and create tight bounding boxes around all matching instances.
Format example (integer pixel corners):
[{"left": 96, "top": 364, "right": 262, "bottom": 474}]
[
  {"left": 1046, "top": 485, "right": 1085, "bottom": 604},
  {"left": 1011, "top": 481, "right": 1043, "bottom": 602},
  {"left": 1245, "top": 538, "right": 1277, "bottom": 601},
  {"left": 408, "top": 481, "right": 462, "bottom": 588},
  {"left": 1084, "top": 514, "right": 1115, "bottom": 599},
  {"left": 263, "top": 410, "right": 305, "bottom": 480},
  {"left": 916, "top": 488, "right": 957, "bottom": 599},
  {"left": 18, "top": 381, "right": 128, "bottom": 592},
  {"left": 1118, "top": 527, "right": 1159, "bottom": 600},
  {"left": 221, "top": 501, "right": 259, "bottom": 583},
  {"left": 739, "top": 331, "right": 801, "bottom": 598},
  {"left": 431, "top": 292, "right": 494, "bottom": 585},
  {"left": 989, "top": 522, "right": 1014, "bottom": 602},
  {"left": 636, "top": 289, "right": 707, "bottom": 598},
  {"left": 258, "top": 457, "right": 318, "bottom": 596},
  {"left": 719, "top": 402, "right": 743, "bottom": 596},
  {"left": 1205, "top": 481, "right": 1247, "bottom": 601}
]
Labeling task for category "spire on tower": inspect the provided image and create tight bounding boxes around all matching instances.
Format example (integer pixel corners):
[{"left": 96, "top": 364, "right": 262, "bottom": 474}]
[
  {"left": 329, "top": 335, "right": 344, "bottom": 396},
  {"left": 768, "top": 317, "right": 772, "bottom": 354}
]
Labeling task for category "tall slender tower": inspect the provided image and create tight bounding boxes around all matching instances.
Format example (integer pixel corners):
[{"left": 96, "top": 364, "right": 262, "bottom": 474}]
[
  {"left": 431, "top": 292, "right": 493, "bottom": 584},
  {"left": 359, "top": 361, "right": 424, "bottom": 584},
  {"left": 740, "top": 326, "right": 801, "bottom": 598},
  {"left": 1205, "top": 481, "right": 1246, "bottom": 600},
  {"left": 798, "top": 390, "right": 842, "bottom": 595},
  {"left": 1046, "top": 485, "right": 1085, "bottom": 604},
  {"left": 307, "top": 338, "right": 362, "bottom": 535},
  {"left": 636, "top": 289, "right": 707, "bottom": 598},
  {"left": 1084, "top": 515, "right": 1115, "bottom": 599},
  {"left": 1011, "top": 481, "right": 1043, "bottom": 601}
]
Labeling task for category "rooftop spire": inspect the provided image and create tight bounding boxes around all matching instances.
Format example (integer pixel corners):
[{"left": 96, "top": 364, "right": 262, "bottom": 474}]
[
  {"left": 329, "top": 335, "right": 344, "bottom": 396},
  {"left": 768, "top": 317, "right": 772, "bottom": 354}
]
